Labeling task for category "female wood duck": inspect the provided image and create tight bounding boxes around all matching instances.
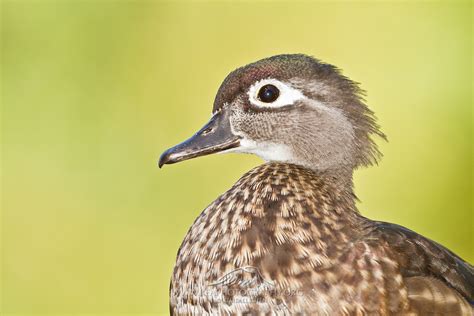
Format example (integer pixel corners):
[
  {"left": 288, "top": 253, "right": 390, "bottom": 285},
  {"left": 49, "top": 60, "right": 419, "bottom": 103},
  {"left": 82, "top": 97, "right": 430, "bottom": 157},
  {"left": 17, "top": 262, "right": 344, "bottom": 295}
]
[{"left": 159, "top": 54, "right": 473, "bottom": 315}]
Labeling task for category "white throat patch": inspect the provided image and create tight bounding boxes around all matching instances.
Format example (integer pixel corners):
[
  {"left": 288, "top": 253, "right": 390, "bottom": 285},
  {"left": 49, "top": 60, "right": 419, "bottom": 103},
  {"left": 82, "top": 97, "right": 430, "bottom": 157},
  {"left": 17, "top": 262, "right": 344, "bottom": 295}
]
[{"left": 222, "top": 138, "right": 294, "bottom": 163}]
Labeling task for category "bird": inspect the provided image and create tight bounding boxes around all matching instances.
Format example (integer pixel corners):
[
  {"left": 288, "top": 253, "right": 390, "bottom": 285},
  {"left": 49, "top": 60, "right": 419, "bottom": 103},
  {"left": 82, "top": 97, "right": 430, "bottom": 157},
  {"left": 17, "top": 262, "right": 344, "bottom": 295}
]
[{"left": 159, "top": 54, "right": 473, "bottom": 315}]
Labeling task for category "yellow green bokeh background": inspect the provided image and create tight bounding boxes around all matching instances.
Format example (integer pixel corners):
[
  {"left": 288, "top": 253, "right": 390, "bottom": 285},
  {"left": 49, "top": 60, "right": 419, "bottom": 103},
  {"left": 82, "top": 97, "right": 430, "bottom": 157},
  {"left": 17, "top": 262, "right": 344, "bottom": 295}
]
[{"left": 1, "top": 1, "right": 472, "bottom": 315}]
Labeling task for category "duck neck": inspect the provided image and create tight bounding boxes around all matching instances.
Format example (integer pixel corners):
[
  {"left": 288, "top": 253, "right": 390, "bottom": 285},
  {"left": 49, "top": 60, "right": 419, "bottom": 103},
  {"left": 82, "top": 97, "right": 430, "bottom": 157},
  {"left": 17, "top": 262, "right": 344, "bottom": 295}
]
[
  {"left": 312, "top": 166, "right": 357, "bottom": 211},
  {"left": 236, "top": 162, "right": 359, "bottom": 217}
]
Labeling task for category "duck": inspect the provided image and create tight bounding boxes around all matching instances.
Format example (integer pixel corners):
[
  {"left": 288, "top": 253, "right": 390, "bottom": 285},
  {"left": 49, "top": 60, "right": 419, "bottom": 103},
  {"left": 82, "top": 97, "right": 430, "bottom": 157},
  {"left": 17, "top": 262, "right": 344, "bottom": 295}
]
[{"left": 159, "top": 54, "right": 473, "bottom": 315}]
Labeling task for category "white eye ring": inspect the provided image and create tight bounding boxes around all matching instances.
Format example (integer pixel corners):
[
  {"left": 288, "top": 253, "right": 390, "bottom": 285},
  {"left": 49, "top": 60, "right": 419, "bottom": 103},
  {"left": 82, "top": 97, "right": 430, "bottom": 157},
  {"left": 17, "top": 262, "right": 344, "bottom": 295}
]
[{"left": 247, "top": 78, "right": 305, "bottom": 109}]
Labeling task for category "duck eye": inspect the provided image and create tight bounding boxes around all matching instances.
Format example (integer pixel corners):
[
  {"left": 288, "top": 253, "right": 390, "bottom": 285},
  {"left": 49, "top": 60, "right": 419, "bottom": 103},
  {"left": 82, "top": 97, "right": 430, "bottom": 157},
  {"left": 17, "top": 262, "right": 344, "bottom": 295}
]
[{"left": 257, "top": 84, "right": 280, "bottom": 103}]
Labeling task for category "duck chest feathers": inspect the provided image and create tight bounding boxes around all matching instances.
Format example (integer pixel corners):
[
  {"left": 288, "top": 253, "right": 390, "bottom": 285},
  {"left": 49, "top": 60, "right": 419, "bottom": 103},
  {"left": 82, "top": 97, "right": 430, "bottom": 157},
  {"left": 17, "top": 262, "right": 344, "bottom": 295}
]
[{"left": 172, "top": 163, "right": 399, "bottom": 314}]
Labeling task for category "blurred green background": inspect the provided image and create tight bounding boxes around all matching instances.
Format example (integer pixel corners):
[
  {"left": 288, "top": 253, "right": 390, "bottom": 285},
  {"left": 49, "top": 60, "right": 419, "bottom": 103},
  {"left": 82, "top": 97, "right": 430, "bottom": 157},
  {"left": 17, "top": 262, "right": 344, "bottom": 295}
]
[{"left": 1, "top": 1, "right": 472, "bottom": 315}]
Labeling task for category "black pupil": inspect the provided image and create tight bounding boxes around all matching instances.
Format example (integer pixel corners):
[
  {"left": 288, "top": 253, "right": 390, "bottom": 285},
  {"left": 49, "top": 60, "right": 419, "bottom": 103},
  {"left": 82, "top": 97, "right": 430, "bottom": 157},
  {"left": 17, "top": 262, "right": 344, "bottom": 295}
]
[{"left": 258, "top": 84, "right": 279, "bottom": 103}]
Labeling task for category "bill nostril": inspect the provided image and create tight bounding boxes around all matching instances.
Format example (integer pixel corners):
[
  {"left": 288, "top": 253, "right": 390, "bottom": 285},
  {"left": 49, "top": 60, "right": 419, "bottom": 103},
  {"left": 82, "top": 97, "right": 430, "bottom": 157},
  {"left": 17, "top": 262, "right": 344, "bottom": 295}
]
[{"left": 201, "top": 126, "right": 214, "bottom": 135}]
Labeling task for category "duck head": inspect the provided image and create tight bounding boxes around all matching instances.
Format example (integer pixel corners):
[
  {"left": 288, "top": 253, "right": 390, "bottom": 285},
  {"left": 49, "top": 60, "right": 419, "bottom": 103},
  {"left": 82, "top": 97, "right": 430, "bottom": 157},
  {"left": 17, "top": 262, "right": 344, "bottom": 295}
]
[{"left": 159, "top": 54, "right": 385, "bottom": 172}]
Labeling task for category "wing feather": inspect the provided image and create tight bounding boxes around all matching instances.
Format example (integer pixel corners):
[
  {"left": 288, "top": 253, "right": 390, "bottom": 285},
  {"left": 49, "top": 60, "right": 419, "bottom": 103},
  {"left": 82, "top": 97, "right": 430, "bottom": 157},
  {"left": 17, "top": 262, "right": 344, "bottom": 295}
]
[{"left": 368, "top": 221, "right": 473, "bottom": 313}]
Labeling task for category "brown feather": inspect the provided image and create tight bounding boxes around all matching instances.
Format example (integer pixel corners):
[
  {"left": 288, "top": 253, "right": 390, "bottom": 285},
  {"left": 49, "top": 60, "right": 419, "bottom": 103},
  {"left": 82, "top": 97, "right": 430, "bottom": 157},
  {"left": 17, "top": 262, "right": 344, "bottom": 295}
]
[
  {"left": 406, "top": 276, "right": 472, "bottom": 315},
  {"left": 167, "top": 55, "right": 472, "bottom": 315},
  {"left": 169, "top": 163, "right": 473, "bottom": 314}
]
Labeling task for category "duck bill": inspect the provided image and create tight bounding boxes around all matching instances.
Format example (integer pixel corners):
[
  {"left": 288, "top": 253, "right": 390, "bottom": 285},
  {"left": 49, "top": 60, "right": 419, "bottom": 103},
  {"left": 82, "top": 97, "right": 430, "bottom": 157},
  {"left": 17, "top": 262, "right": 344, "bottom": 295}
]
[{"left": 159, "top": 108, "right": 241, "bottom": 168}]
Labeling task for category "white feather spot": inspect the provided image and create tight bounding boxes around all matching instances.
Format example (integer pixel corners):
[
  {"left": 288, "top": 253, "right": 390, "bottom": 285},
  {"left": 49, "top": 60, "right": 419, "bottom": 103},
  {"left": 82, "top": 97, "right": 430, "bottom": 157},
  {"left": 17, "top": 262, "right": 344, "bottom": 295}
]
[
  {"left": 247, "top": 78, "right": 305, "bottom": 108},
  {"left": 222, "top": 137, "right": 295, "bottom": 162}
]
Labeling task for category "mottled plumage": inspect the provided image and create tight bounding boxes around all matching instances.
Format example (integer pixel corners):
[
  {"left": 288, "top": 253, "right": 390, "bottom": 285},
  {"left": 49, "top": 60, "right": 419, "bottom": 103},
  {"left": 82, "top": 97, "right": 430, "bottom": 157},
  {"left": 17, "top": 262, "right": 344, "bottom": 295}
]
[
  {"left": 169, "top": 164, "right": 472, "bottom": 314},
  {"left": 160, "top": 54, "right": 473, "bottom": 315}
]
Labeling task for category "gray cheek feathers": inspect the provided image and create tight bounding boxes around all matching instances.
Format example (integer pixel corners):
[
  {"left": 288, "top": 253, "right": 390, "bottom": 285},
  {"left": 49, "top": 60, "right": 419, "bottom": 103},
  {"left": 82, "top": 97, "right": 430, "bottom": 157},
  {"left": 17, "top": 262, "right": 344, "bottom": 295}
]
[{"left": 229, "top": 101, "right": 357, "bottom": 171}]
